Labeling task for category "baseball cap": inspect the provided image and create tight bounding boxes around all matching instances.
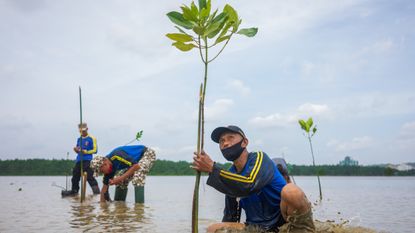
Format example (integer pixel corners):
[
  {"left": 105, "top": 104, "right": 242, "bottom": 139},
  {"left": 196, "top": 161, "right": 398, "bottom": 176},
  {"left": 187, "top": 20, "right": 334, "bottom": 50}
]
[{"left": 211, "top": 125, "right": 246, "bottom": 143}]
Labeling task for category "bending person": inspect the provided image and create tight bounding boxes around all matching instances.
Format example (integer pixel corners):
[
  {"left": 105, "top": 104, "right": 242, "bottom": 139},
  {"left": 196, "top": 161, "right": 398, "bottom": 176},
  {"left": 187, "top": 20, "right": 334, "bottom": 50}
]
[{"left": 90, "top": 145, "right": 156, "bottom": 203}]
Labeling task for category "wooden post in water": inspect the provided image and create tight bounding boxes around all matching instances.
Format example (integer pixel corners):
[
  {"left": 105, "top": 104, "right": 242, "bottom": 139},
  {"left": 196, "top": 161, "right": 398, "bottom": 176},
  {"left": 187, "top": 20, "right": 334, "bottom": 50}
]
[
  {"left": 81, "top": 171, "right": 87, "bottom": 201},
  {"left": 135, "top": 186, "right": 144, "bottom": 203}
]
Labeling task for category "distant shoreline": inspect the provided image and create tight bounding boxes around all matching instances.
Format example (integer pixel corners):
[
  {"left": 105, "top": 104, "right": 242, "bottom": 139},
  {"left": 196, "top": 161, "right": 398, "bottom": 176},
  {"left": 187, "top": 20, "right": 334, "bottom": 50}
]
[{"left": 1, "top": 159, "right": 414, "bottom": 176}]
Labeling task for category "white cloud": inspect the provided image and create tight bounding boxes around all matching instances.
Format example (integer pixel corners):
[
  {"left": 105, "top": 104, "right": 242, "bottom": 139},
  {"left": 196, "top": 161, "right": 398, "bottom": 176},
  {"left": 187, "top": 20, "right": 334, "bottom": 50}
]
[
  {"left": 327, "top": 136, "right": 374, "bottom": 152},
  {"left": 249, "top": 103, "right": 330, "bottom": 128},
  {"left": 297, "top": 103, "right": 330, "bottom": 117},
  {"left": 204, "top": 98, "right": 234, "bottom": 121},
  {"left": 227, "top": 79, "right": 251, "bottom": 96},
  {"left": 331, "top": 92, "right": 415, "bottom": 118},
  {"left": 398, "top": 121, "right": 415, "bottom": 139}
]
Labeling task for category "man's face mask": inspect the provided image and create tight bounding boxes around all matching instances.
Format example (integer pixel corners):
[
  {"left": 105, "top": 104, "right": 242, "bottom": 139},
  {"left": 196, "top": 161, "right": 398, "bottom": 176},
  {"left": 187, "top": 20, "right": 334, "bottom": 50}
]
[{"left": 221, "top": 139, "right": 245, "bottom": 161}]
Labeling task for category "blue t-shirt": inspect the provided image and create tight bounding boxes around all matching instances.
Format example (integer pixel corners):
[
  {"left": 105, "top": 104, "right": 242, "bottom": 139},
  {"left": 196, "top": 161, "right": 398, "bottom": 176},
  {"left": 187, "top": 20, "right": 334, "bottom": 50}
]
[{"left": 75, "top": 134, "right": 97, "bottom": 162}]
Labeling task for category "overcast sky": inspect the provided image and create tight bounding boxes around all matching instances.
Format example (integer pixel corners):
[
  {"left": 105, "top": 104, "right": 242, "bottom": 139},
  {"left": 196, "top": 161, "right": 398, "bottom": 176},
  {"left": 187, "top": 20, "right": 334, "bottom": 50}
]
[{"left": 1, "top": 0, "right": 414, "bottom": 165}]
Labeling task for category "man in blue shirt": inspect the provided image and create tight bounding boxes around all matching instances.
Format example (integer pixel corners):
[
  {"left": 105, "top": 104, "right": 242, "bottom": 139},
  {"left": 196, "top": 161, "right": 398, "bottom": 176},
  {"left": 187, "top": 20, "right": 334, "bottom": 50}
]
[
  {"left": 193, "top": 125, "right": 315, "bottom": 232},
  {"left": 62, "top": 123, "right": 100, "bottom": 197},
  {"left": 90, "top": 145, "right": 156, "bottom": 203}
]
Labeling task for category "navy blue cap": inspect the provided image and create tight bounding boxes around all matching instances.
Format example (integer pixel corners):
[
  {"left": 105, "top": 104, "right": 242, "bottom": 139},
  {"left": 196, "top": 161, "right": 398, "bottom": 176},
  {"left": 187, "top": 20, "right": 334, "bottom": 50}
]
[{"left": 211, "top": 125, "right": 246, "bottom": 143}]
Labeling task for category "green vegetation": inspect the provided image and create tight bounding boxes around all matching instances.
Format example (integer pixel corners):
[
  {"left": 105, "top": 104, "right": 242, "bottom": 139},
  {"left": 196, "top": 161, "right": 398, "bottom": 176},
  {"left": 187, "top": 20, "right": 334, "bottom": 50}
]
[
  {"left": 0, "top": 159, "right": 413, "bottom": 176},
  {"left": 290, "top": 164, "right": 415, "bottom": 176}
]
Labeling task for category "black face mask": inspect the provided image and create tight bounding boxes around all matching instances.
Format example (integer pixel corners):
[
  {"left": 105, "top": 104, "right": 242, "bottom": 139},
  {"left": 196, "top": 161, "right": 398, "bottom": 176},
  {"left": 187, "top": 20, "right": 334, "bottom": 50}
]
[{"left": 221, "top": 139, "right": 245, "bottom": 161}]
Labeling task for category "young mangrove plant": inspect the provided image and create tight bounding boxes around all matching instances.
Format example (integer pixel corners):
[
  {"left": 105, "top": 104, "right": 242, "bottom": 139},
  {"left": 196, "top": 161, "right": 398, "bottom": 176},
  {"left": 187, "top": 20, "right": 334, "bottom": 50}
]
[
  {"left": 299, "top": 117, "right": 322, "bottom": 201},
  {"left": 166, "top": 0, "right": 257, "bottom": 232}
]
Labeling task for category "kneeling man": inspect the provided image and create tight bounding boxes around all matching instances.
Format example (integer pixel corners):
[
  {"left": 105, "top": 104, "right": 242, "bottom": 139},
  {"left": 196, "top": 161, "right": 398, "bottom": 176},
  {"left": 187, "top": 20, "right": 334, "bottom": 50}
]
[{"left": 192, "top": 125, "right": 315, "bottom": 232}]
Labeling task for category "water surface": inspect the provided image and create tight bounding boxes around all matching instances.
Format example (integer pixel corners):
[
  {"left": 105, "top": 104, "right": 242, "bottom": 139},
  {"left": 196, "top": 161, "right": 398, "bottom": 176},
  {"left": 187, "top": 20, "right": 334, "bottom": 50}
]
[{"left": 0, "top": 176, "right": 413, "bottom": 232}]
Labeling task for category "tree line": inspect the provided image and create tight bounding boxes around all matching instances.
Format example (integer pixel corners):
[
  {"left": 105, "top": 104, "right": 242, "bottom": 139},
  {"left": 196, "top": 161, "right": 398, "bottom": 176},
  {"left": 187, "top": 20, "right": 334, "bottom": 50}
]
[{"left": 0, "top": 159, "right": 413, "bottom": 176}]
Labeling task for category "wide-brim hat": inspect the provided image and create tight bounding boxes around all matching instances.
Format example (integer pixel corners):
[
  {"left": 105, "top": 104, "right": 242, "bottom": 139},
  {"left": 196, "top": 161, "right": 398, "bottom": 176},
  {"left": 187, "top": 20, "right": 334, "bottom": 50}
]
[
  {"left": 78, "top": 123, "right": 88, "bottom": 131},
  {"left": 211, "top": 125, "right": 246, "bottom": 143},
  {"left": 90, "top": 155, "right": 105, "bottom": 177}
]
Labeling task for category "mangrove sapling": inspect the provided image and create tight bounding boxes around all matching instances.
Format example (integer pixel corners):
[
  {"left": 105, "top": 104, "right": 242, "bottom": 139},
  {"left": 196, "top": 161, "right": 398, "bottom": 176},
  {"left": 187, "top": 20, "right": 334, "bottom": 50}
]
[
  {"left": 124, "top": 130, "right": 144, "bottom": 146},
  {"left": 166, "top": 1, "right": 257, "bottom": 232},
  {"left": 299, "top": 117, "right": 322, "bottom": 201}
]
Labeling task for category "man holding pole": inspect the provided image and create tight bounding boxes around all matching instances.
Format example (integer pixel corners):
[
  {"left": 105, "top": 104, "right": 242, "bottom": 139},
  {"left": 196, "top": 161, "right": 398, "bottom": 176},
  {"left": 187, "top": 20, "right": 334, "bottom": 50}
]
[
  {"left": 62, "top": 123, "right": 100, "bottom": 197},
  {"left": 192, "top": 125, "right": 315, "bottom": 232}
]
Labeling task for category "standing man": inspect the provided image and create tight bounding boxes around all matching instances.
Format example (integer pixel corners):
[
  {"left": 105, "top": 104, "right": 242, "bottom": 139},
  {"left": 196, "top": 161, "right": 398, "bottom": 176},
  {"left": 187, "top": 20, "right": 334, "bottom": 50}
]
[
  {"left": 193, "top": 125, "right": 315, "bottom": 232},
  {"left": 90, "top": 145, "right": 156, "bottom": 203},
  {"left": 62, "top": 123, "right": 100, "bottom": 197}
]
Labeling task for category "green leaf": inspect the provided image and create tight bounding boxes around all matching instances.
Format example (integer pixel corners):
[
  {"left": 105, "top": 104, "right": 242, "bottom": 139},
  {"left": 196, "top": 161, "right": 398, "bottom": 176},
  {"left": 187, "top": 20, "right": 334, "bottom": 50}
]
[
  {"left": 299, "top": 119, "right": 308, "bottom": 132},
  {"left": 210, "top": 12, "right": 227, "bottom": 25},
  {"left": 215, "top": 35, "right": 230, "bottom": 44},
  {"left": 224, "top": 4, "right": 238, "bottom": 22},
  {"left": 172, "top": 41, "right": 197, "bottom": 51},
  {"left": 193, "top": 26, "right": 204, "bottom": 35},
  {"left": 217, "top": 21, "right": 232, "bottom": 39},
  {"left": 166, "top": 33, "right": 193, "bottom": 42},
  {"left": 198, "top": 0, "right": 206, "bottom": 11},
  {"left": 191, "top": 1, "right": 199, "bottom": 16},
  {"left": 205, "top": 13, "right": 227, "bottom": 38},
  {"left": 306, "top": 117, "right": 314, "bottom": 128},
  {"left": 136, "top": 130, "right": 143, "bottom": 141},
  {"left": 237, "top": 27, "right": 258, "bottom": 37},
  {"left": 200, "top": 0, "right": 211, "bottom": 20},
  {"left": 312, "top": 127, "right": 317, "bottom": 134},
  {"left": 223, "top": 4, "right": 239, "bottom": 32},
  {"left": 167, "top": 11, "right": 193, "bottom": 30},
  {"left": 181, "top": 5, "right": 198, "bottom": 22},
  {"left": 207, "top": 9, "right": 218, "bottom": 24}
]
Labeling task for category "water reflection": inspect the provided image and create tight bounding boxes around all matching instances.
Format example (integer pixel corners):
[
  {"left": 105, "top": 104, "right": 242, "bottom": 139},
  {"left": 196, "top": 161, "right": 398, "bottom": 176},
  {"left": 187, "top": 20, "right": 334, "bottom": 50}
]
[{"left": 70, "top": 196, "right": 152, "bottom": 232}]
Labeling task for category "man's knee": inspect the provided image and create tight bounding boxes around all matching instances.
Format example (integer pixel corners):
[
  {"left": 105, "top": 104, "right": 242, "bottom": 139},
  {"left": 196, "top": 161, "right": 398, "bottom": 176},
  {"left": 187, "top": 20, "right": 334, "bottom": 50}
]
[{"left": 281, "top": 183, "right": 310, "bottom": 213}]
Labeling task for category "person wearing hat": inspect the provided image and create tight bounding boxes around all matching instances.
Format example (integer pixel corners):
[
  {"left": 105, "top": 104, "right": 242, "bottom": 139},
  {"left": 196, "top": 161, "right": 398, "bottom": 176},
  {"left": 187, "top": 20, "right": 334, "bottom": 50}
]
[
  {"left": 193, "top": 125, "right": 315, "bottom": 232},
  {"left": 90, "top": 145, "right": 156, "bottom": 203},
  {"left": 62, "top": 123, "right": 100, "bottom": 197}
]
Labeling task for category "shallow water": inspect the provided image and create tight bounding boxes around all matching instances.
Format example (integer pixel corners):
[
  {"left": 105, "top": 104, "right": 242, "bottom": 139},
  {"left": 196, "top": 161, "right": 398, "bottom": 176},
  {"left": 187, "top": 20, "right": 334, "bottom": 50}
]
[{"left": 0, "top": 176, "right": 413, "bottom": 232}]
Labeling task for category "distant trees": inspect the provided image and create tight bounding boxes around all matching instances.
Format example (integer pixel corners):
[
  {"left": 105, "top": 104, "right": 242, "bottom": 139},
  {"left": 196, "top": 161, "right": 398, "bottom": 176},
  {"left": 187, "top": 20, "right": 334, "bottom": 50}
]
[{"left": 0, "top": 159, "right": 413, "bottom": 176}]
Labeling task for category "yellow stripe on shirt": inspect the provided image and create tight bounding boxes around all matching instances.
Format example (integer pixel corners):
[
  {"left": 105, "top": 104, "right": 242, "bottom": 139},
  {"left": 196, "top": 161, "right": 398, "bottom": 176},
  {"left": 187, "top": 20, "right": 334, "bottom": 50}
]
[
  {"left": 111, "top": 155, "right": 132, "bottom": 166},
  {"left": 84, "top": 135, "right": 97, "bottom": 154},
  {"left": 219, "top": 151, "right": 263, "bottom": 183}
]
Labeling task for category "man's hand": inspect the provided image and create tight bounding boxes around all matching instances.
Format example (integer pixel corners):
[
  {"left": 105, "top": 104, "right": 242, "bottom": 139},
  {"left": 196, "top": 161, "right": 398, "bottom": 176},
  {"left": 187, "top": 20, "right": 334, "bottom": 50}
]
[
  {"left": 192, "top": 150, "right": 214, "bottom": 173},
  {"left": 73, "top": 147, "right": 81, "bottom": 153},
  {"left": 109, "top": 177, "right": 123, "bottom": 185}
]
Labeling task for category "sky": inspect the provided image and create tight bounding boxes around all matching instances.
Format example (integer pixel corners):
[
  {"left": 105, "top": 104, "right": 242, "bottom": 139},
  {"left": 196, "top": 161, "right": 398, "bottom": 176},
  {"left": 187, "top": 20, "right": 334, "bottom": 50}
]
[{"left": 0, "top": 0, "right": 414, "bottom": 165}]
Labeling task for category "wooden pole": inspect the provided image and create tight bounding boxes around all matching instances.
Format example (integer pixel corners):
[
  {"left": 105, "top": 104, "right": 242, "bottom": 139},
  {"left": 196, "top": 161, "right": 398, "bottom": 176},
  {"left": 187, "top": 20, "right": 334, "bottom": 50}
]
[
  {"left": 81, "top": 171, "right": 87, "bottom": 201},
  {"left": 79, "top": 86, "right": 85, "bottom": 203}
]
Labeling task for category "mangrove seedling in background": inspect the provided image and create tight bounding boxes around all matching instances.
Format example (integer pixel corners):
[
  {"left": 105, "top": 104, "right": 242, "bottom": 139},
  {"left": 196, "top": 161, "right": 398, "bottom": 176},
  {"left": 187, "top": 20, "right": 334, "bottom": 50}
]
[
  {"left": 166, "top": 0, "right": 257, "bottom": 232},
  {"left": 299, "top": 117, "right": 322, "bottom": 201}
]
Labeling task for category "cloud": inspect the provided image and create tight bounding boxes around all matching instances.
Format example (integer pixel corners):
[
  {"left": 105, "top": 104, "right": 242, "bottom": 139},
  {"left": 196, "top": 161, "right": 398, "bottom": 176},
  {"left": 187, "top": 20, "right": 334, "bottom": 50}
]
[
  {"left": 249, "top": 103, "right": 330, "bottom": 128},
  {"left": 227, "top": 79, "right": 251, "bottom": 96},
  {"left": 327, "top": 136, "right": 374, "bottom": 152},
  {"left": 331, "top": 92, "right": 415, "bottom": 118},
  {"left": 398, "top": 121, "right": 415, "bottom": 140},
  {"left": 204, "top": 98, "right": 234, "bottom": 121}
]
